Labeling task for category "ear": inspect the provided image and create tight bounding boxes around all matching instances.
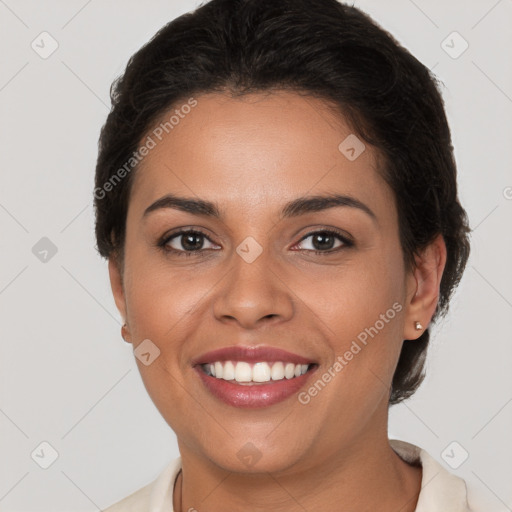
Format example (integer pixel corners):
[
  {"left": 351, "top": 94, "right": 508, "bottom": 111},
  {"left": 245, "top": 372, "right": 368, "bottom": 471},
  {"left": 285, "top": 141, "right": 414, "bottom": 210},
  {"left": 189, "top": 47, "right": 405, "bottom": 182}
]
[
  {"left": 403, "top": 234, "right": 447, "bottom": 340},
  {"left": 108, "top": 255, "right": 131, "bottom": 343}
]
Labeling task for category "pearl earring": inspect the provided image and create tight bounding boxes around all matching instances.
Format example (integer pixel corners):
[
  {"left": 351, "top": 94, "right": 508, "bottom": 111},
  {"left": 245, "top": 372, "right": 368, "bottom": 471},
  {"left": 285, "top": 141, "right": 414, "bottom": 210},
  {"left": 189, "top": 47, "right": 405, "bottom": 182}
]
[{"left": 414, "top": 321, "right": 423, "bottom": 331}]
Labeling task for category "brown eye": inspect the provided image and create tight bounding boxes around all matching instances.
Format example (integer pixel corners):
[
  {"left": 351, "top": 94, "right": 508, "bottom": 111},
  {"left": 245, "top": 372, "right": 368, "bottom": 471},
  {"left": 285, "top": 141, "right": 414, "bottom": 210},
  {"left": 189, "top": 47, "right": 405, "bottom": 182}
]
[
  {"left": 293, "top": 230, "right": 353, "bottom": 254},
  {"left": 160, "top": 230, "right": 221, "bottom": 256}
]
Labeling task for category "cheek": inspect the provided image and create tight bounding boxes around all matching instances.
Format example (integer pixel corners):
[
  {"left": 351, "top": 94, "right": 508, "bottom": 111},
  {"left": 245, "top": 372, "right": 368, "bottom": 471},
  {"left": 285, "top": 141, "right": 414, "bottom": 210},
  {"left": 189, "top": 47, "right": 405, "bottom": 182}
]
[
  {"left": 122, "top": 259, "right": 200, "bottom": 429},
  {"left": 124, "top": 246, "right": 209, "bottom": 338},
  {"left": 305, "top": 243, "right": 406, "bottom": 392},
  {"left": 304, "top": 247, "right": 404, "bottom": 342},
  {"left": 296, "top": 258, "right": 406, "bottom": 426}
]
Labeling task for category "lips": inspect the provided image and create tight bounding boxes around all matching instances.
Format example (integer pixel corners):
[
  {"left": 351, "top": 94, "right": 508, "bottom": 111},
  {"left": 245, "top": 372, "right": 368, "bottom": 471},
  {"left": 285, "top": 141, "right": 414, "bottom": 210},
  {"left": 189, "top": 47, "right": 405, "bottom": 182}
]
[
  {"left": 194, "top": 365, "right": 318, "bottom": 408},
  {"left": 191, "top": 345, "right": 318, "bottom": 408},
  {"left": 191, "top": 345, "right": 315, "bottom": 366}
]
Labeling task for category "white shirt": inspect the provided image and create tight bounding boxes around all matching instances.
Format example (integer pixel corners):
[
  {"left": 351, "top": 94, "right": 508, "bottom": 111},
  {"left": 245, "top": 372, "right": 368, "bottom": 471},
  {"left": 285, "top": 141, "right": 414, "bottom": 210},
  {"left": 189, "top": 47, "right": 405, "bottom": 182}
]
[{"left": 102, "top": 439, "right": 478, "bottom": 511}]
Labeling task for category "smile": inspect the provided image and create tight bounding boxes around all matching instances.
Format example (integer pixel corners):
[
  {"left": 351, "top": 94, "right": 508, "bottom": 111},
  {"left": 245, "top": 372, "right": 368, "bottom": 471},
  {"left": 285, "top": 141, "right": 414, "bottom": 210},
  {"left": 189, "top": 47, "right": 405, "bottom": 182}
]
[
  {"left": 194, "top": 361, "right": 318, "bottom": 408},
  {"left": 201, "top": 360, "right": 311, "bottom": 383}
]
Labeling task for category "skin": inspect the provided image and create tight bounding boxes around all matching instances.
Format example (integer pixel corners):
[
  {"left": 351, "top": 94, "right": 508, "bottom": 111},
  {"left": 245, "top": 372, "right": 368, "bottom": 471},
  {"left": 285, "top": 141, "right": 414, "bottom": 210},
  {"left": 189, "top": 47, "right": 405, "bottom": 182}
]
[{"left": 108, "top": 91, "right": 447, "bottom": 512}]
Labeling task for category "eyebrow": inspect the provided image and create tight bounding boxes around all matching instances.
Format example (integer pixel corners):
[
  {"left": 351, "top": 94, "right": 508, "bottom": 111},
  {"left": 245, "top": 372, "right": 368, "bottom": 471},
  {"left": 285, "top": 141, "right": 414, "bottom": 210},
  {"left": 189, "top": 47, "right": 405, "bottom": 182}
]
[{"left": 143, "top": 193, "right": 377, "bottom": 223}]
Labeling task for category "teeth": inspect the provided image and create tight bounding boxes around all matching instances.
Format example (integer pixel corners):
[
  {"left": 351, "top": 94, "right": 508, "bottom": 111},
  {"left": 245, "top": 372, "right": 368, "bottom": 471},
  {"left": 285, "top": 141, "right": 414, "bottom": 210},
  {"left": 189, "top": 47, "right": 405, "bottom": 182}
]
[
  {"left": 271, "top": 361, "right": 285, "bottom": 380},
  {"left": 202, "top": 361, "right": 311, "bottom": 383},
  {"left": 252, "top": 362, "right": 271, "bottom": 382},
  {"left": 223, "top": 361, "right": 235, "bottom": 380},
  {"left": 235, "top": 361, "right": 252, "bottom": 382},
  {"left": 284, "top": 362, "right": 295, "bottom": 379}
]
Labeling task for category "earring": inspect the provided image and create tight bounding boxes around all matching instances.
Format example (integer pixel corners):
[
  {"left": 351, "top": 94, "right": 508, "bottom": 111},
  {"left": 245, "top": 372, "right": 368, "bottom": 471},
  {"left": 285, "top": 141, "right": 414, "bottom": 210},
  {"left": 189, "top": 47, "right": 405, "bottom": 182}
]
[
  {"left": 414, "top": 321, "right": 423, "bottom": 331},
  {"left": 121, "top": 323, "right": 129, "bottom": 341}
]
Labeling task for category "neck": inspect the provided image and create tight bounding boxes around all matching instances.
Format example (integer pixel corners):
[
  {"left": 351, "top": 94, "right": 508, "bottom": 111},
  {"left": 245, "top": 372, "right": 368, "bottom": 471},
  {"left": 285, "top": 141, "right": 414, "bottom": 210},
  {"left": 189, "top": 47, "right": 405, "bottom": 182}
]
[{"left": 173, "top": 432, "right": 421, "bottom": 512}]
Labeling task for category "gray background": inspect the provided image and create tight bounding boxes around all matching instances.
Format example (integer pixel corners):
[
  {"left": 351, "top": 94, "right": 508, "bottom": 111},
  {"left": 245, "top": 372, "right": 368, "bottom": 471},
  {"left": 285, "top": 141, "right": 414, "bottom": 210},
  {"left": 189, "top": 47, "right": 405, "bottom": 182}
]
[{"left": 0, "top": 0, "right": 511, "bottom": 510}]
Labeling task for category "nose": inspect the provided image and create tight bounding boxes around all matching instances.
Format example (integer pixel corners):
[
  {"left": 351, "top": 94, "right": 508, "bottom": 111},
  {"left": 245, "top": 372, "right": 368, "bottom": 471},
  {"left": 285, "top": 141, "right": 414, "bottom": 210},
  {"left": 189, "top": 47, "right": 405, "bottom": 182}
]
[{"left": 212, "top": 246, "right": 295, "bottom": 329}]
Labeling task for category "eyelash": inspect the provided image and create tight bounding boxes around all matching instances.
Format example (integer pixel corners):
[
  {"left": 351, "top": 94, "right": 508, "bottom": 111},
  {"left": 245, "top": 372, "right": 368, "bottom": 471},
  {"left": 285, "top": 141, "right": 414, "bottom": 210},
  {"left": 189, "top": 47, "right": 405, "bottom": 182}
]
[{"left": 157, "top": 228, "right": 354, "bottom": 258}]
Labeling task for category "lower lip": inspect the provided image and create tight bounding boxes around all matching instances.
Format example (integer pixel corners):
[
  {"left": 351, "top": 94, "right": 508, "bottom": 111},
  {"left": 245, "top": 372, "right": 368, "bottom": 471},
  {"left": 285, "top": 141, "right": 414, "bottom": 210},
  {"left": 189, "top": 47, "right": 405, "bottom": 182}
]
[{"left": 194, "top": 365, "right": 318, "bottom": 408}]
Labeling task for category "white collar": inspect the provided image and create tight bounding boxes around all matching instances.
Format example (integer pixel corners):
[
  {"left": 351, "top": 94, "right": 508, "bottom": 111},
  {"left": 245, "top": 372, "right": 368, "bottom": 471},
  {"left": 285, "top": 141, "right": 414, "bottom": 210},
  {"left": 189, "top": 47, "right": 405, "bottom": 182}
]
[{"left": 389, "top": 439, "right": 471, "bottom": 511}]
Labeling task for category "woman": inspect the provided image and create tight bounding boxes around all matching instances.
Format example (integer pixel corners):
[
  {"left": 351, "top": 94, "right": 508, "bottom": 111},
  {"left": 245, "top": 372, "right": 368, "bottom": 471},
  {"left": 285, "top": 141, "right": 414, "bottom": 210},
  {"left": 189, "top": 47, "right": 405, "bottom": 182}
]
[{"left": 94, "top": 0, "right": 475, "bottom": 510}]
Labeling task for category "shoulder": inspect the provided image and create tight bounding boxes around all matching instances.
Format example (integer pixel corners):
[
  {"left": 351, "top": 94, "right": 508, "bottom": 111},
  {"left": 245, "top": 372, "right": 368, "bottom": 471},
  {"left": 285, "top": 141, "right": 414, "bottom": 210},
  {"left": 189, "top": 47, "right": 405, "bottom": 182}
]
[
  {"left": 102, "top": 457, "right": 182, "bottom": 512},
  {"left": 102, "top": 482, "right": 153, "bottom": 512},
  {"left": 390, "top": 439, "right": 487, "bottom": 512}
]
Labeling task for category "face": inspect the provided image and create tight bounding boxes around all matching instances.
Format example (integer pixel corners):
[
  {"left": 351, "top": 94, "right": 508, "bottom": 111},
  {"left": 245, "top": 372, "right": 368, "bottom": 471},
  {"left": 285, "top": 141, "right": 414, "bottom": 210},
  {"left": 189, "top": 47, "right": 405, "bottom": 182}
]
[{"left": 109, "top": 91, "right": 439, "bottom": 474}]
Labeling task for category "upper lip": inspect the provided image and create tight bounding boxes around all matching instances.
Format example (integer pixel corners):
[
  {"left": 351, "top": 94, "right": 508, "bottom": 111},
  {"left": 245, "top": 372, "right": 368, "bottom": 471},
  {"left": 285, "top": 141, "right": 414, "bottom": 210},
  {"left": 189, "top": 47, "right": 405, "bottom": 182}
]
[{"left": 191, "top": 345, "right": 316, "bottom": 366}]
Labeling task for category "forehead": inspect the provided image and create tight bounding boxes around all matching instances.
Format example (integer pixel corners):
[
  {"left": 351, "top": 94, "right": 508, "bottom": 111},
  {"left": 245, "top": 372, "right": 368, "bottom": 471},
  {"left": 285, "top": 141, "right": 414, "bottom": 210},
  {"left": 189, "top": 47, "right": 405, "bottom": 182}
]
[{"left": 128, "top": 91, "right": 392, "bottom": 219}]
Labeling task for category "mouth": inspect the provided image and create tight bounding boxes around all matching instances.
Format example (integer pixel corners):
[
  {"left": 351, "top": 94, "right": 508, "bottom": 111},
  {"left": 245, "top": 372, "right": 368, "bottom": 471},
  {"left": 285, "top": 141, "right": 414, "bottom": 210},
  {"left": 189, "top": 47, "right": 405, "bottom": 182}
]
[
  {"left": 199, "top": 360, "right": 317, "bottom": 384},
  {"left": 191, "top": 345, "right": 319, "bottom": 408}
]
